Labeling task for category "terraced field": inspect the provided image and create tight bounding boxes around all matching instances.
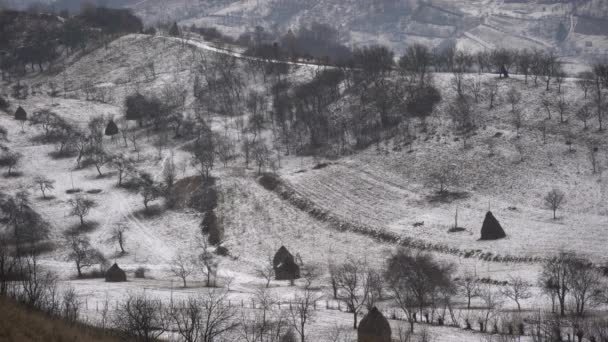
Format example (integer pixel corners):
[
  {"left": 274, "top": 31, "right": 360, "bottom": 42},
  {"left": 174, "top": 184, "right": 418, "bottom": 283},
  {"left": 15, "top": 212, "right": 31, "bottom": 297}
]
[{"left": 282, "top": 145, "right": 608, "bottom": 263}]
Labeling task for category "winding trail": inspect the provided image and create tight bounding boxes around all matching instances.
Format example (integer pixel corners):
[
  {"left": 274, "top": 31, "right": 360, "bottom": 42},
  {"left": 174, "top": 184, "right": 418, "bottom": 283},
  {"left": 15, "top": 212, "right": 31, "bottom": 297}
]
[{"left": 156, "top": 35, "right": 337, "bottom": 70}]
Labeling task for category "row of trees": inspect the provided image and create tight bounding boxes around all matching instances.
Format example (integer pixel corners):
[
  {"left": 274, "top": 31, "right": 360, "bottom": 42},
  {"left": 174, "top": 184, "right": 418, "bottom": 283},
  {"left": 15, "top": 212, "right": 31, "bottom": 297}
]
[{"left": 540, "top": 251, "right": 605, "bottom": 317}]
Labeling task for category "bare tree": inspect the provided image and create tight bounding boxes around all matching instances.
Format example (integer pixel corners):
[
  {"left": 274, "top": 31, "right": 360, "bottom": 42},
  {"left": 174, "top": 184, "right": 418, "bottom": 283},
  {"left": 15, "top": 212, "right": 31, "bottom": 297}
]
[
  {"left": 61, "top": 286, "right": 81, "bottom": 323},
  {"left": 215, "top": 135, "right": 235, "bottom": 168},
  {"left": 328, "top": 260, "right": 339, "bottom": 300},
  {"left": 365, "top": 268, "right": 384, "bottom": 310},
  {"left": 541, "top": 95, "right": 553, "bottom": 120},
  {"left": 486, "top": 81, "right": 499, "bottom": 109},
  {"left": 256, "top": 255, "right": 275, "bottom": 288},
  {"left": 457, "top": 270, "right": 479, "bottom": 310},
  {"left": 334, "top": 258, "right": 371, "bottom": 329},
  {"left": 426, "top": 159, "right": 460, "bottom": 194},
  {"left": 556, "top": 95, "right": 569, "bottom": 123},
  {"left": 539, "top": 251, "right": 574, "bottom": 317},
  {"left": 568, "top": 256, "right": 602, "bottom": 316},
  {"left": 576, "top": 103, "right": 593, "bottom": 129},
  {"left": 198, "top": 237, "right": 218, "bottom": 287},
  {"left": 288, "top": 283, "right": 321, "bottom": 342},
  {"left": 171, "top": 253, "right": 196, "bottom": 288},
  {"left": 17, "top": 251, "right": 58, "bottom": 308},
  {"left": 399, "top": 43, "right": 433, "bottom": 88},
  {"left": 385, "top": 249, "right": 454, "bottom": 332},
  {"left": 67, "top": 195, "right": 95, "bottom": 227},
  {"left": 89, "top": 146, "right": 109, "bottom": 177},
  {"left": 4, "top": 151, "right": 21, "bottom": 176},
  {"left": 172, "top": 290, "right": 238, "bottom": 342},
  {"left": 555, "top": 71, "right": 566, "bottom": 94},
  {"left": 111, "top": 153, "right": 133, "bottom": 187},
  {"left": 506, "top": 87, "right": 522, "bottom": 112},
  {"left": 500, "top": 276, "right": 531, "bottom": 311},
  {"left": 544, "top": 188, "right": 566, "bottom": 219},
  {"left": 114, "top": 292, "right": 170, "bottom": 342},
  {"left": 190, "top": 135, "right": 215, "bottom": 180},
  {"left": 138, "top": 172, "right": 160, "bottom": 211},
  {"left": 163, "top": 152, "right": 177, "bottom": 189},
  {"left": 0, "top": 233, "right": 16, "bottom": 295},
  {"left": 241, "top": 135, "right": 253, "bottom": 169},
  {"left": 252, "top": 140, "right": 270, "bottom": 175},
  {"left": 478, "top": 284, "right": 503, "bottom": 332},
  {"left": 577, "top": 71, "right": 594, "bottom": 98},
  {"left": 65, "top": 235, "right": 105, "bottom": 277},
  {"left": 107, "top": 224, "right": 127, "bottom": 254},
  {"left": 470, "top": 77, "right": 483, "bottom": 103},
  {"left": 33, "top": 175, "right": 55, "bottom": 199}
]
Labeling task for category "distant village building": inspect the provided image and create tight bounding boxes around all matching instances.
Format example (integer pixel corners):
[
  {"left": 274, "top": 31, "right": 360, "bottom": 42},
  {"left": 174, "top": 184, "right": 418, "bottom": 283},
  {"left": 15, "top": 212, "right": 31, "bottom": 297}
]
[
  {"left": 357, "top": 307, "right": 392, "bottom": 342},
  {"left": 273, "top": 246, "right": 300, "bottom": 281},
  {"left": 105, "top": 263, "right": 127, "bottom": 282},
  {"left": 479, "top": 211, "right": 506, "bottom": 240}
]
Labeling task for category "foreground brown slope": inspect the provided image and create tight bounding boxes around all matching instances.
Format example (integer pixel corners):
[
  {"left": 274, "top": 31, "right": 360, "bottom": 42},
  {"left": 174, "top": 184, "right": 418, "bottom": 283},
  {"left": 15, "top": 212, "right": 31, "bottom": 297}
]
[{"left": 0, "top": 297, "right": 121, "bottom": 342}]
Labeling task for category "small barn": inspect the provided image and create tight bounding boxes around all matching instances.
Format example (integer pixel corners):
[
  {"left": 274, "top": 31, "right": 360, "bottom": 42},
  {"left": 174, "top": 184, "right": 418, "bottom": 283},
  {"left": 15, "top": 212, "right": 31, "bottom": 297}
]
[
  {"left": 357, "top": 307, "right": 392, "bottom": 342},
  {"left": 105, "top": 263, "right": 127, "bottom": 282},
  {"left": 479, "top": 211, "right": 506, "bottom": 240},
  {"left": 14, "top": 106, "right": 27, "bottom": 121},
  {"left": 105, "top": 120, "right": 119, "bottom": 137},
  {"left": 273, "top": 246, "right": 300, "bottom": 281}
]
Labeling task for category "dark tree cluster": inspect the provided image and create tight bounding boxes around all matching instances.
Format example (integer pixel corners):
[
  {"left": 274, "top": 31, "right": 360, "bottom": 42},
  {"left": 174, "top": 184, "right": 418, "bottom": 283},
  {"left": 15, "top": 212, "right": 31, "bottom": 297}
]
[
  {"left": 267, "top": 48, "right": 441, "bottom": 155},
  {"left": 240, "top": 22, "right": 352, "bottom": 65},
  {"left": 124, "top": 92, "right": 186, "bottom": 132},
  {"left": 0, "top": 6, "right": 142, "bottom": 79},
  {"left": 0, "top": 10, "right": 62, "bottom": 75},
  {"left": 188, "top": 25, "right": 233, "bottom": 44},
  {"left": 194, "top": 56, "right": 244, "bottom": 118},
  {"left": 0, "top": 191, "right": 50, "bottom": 250}
]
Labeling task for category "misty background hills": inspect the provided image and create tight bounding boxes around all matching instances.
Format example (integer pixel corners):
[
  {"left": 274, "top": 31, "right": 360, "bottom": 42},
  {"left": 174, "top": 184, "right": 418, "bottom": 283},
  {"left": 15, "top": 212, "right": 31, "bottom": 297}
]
[{"left": 4, "top": 0, "right": 608, "bottom": 65}]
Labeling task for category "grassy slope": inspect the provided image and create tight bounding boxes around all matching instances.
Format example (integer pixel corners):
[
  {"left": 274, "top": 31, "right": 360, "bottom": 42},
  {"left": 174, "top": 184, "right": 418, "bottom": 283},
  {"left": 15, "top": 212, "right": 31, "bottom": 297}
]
[{"left": 0, "top": 297, "right": 121, "bottom": 342}]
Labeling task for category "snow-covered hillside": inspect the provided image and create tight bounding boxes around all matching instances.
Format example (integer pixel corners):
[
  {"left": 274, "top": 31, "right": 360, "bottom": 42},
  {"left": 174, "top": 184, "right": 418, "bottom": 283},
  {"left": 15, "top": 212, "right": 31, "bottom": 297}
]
[{"left": 2, "top": 27, "right": 608, "bottom": 341}]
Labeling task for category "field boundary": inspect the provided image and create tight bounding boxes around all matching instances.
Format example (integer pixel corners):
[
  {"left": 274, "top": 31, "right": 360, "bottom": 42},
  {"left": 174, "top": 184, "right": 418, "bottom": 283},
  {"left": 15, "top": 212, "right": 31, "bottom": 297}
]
[{"left": 258, "top": 173, "right": 543, "bottom": 265}]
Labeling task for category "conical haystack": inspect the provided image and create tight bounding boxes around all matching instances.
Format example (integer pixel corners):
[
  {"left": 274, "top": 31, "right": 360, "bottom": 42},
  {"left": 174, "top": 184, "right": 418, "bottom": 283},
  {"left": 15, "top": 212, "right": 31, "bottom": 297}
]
[
  {"left": 357, "top": 307, "right": 392, "bottom": 342},
  {"left": 105, "top": 120, "right": 119, "bottom": 136},
  {"left": 14, "top": 106, "right": 27, "bottom": 121},
  {"left": 105, "top": 263, "right": 127, "bottom": 282},
  {"left": 479, "top": 211, "right": 506, "bottom": 240}
]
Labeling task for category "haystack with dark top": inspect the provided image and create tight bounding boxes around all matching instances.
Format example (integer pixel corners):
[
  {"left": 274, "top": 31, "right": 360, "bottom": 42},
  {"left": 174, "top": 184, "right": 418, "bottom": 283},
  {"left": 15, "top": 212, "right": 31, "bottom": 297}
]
[
  {"left": 273, "top": 246, "right": 300, "bottom": 281},
  {"left": 105, "top": 263, "right": 127, "bottom": 282},
  {"left": 358, "top": 307, "right": 392, "bottom": 342},
  {"left": 105, "top": 120, "right": 119, "bottom": 136},
  {"left": 14, "top": 106, "right": 26, "bottom": 121},
  {"left": 479, "top": 211, "right": 506, "bottom": 240}
]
